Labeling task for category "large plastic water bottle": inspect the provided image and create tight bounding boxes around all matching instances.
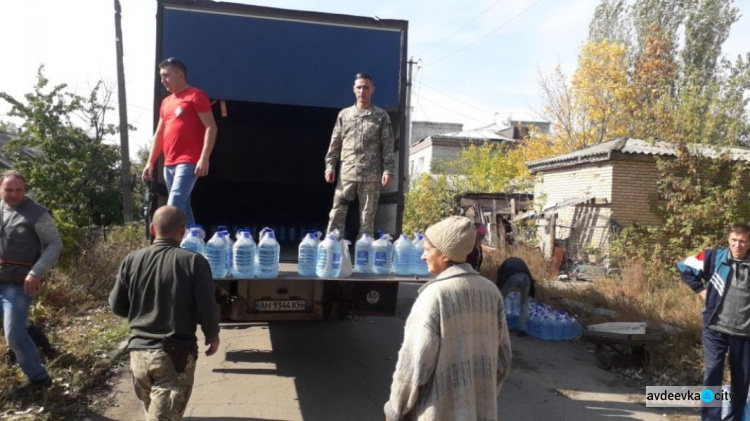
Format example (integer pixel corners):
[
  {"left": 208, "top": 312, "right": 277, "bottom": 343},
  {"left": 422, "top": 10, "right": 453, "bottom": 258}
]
[
  {"left": 393, "top": 234, "right": 415, "bottom": 275},
  {"left": 232, "top": 229, "right": 256, "bottom": 279},
  {"left": 205, "top": 231, "right": 229, "bottom": 278},
  {"left": 316, "top": 230, "right": 342, "bottom": 278},
  {"left": 256, "top": 227, "right": 280, "bottom": 279},
  {"left": 372, "top": 233, "right": 393, "bottom": 275},
  {"left": 411, "top": 233, "right": 429, "bottom": 275},
  {"left": 181, "top": 226, "right": 206, "bottom": 255},
  {"left": 354, "top": 233, "right": 374, "bottom": 274},
  {"left": 218, "top": 226, "right": 234, "bottom": 277},
  {"left": 298, "top": 231, "right": 318, "bottom": 277},
  {"left": 187, "top": 224, "right": 206, "bottom": 240}
]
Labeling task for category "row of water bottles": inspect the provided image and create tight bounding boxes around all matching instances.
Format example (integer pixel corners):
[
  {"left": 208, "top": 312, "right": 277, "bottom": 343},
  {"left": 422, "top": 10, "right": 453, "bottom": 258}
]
[
  {"left": 355, "top": 231, "right": 430, "bottom": 276},
  {"left": 297, "top": 230, "right": 431, "bottom": 277},
  {"left": 181, "top": 224, "right": 280, "bottom": 279},
  {"left": 505, "top": 295, "right": 583, "bottom": 341}
]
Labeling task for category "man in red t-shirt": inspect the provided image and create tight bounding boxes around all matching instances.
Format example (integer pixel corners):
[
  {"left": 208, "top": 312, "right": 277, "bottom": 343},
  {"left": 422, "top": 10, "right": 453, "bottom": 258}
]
[{"left": 142, "top": 58, "right": 217, "bottom": 226}]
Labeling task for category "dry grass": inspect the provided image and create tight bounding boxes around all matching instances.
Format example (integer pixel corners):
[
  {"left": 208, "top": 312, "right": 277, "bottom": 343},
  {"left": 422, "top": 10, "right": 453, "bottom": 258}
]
[
  {"left": 482, "top": 244, "right": 705, "bottom": 384},
  {"left": 0, "top": 223, "right": 146, "bottom": 419}
]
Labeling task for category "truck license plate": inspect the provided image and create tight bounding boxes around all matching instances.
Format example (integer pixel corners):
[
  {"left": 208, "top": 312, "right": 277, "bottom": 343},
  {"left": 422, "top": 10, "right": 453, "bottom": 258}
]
[{"left": 254, "top": 300, "right": 306, "bottom": 312}]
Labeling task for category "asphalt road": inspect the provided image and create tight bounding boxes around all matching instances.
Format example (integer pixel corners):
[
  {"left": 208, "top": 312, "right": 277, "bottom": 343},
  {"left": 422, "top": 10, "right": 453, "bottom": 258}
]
[{"left": 91, "top": 283, "right": 699, "bottom": 421}]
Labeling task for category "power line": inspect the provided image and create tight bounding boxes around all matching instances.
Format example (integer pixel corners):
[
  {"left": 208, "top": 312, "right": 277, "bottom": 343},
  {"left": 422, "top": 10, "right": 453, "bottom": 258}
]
[
  {"left": 419, "top": 81, "right": 495, "bottom": 116},
  {"left": 415, "top": 92, "right": 489, "bottom": 125},
  {"left": 415, "top": 0, "right": 503, "bottom": 56},
  {"left": 425, "top": 0, "right": 546, "bottom": 66}
]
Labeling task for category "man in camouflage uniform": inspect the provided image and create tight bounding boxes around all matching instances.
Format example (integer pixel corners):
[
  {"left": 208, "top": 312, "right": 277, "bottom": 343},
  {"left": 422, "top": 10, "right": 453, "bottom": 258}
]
[
  {"left": 109, "top": 206, "right": 220, "bottom": 420},
  {"left": 324, "top": 72, "right": 395, "bottom": 239}
]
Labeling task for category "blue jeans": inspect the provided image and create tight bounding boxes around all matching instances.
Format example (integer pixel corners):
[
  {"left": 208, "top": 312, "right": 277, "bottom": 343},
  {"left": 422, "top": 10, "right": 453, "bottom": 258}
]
[
  {"left": 0, "top": 283, "right": 48, "bottom": 382},
  {"left": 164, "top": 163, "right": 197, "bottom": 226}
]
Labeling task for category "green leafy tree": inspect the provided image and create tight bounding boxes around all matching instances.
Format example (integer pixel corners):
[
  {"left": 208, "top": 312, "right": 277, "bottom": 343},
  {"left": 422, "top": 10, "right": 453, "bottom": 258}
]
[
  {"left": 403, "top": 174, "right": 461, "bottom": 235},
  {"left": 0, "top": 66, "right": 123, "bottom": 228},
  {"left": 439, "top": 143, "right": 521, "bottom": 193}
]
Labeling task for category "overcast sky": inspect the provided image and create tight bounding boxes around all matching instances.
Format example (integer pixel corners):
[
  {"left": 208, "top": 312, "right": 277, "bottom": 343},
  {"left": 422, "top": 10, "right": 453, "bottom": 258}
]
[{"left": 1, "top": 0, "right": 749, "bottom": 157}]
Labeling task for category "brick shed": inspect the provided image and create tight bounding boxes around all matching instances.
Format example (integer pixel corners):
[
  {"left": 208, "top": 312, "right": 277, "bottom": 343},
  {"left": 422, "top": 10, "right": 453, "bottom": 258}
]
[{"left": 524, "top": 138, "right": 750, "bottom": 260}]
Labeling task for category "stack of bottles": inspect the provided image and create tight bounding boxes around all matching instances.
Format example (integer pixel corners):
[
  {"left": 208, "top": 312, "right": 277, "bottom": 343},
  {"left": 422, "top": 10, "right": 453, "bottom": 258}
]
[{"left": 504, "top": 296, "right": 583, "bottom": 341}]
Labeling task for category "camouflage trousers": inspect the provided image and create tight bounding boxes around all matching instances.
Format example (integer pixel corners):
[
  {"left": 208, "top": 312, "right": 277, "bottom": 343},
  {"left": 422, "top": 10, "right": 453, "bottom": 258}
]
[
  {"left": 130, "top": 349, "right": 196, "bottom": 421},
  {"left": 327, "top": 179, "right": 380, "bottom": 239}
]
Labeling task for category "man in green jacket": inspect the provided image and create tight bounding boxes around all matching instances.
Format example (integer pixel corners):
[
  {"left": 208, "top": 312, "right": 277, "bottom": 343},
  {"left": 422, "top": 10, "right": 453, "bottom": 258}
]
[{"left": 109, "top": 205, "right": 220, "bottom": 420}]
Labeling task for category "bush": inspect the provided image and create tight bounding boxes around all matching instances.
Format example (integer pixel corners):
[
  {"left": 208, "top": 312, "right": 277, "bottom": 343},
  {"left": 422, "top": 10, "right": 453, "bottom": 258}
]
[{"left": 403, "top": 174, "right": 461, "bottom": 235}]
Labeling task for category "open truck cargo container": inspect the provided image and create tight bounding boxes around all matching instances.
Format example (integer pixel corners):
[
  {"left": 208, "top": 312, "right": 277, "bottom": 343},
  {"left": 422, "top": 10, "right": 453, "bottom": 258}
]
[{"left": 149, "top": 0, "right": 421, "bottom": 321}]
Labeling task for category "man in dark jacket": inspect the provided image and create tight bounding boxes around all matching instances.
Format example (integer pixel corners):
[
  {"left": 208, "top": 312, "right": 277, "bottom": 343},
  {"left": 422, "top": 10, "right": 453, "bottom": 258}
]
[
  {"left": 678, "top": 223, "right": 750, "bottom": 421},
  {"left": 496, "top": 257, "right": 535, "bottom": 337},
  {"left": 110, "top": 206, "right": 220, "bottom": 420}
]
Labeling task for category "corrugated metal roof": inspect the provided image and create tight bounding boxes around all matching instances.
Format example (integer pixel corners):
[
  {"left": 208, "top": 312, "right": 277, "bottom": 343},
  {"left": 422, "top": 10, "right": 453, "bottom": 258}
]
[
  {"left": 441, "top": 123, "right": 515, "bottom": 142},
  {"left": 526, "top": 138, "right": 750, "bottom": 173}
]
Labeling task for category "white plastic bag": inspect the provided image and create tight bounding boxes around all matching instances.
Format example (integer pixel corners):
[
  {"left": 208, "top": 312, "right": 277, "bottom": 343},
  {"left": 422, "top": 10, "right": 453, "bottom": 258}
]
[{"left": 339, "top": 239, "right": 353, "bottom": 277}]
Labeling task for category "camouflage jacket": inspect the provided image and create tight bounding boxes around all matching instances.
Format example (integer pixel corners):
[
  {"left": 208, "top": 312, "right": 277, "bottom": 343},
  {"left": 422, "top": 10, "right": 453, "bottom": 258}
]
[{"left": 324, "top": 104, "right": 395, "bottom": 183}]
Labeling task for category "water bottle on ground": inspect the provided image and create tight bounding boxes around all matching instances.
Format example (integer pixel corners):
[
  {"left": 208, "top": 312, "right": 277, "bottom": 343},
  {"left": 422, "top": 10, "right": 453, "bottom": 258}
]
[
  {"left": 181, "top": 226, "right": 206, "bottom": 255},
  {"left": 256, "top": 227, "right": 280, "bottom": 279},
  {"left": 205, "top": 231, "right": 229, "bottom": 278},
  {"left": 393, "top": 234, "right": 415, "bottom": 275},
  {"left": 298, "top": 231, "right": 318, "bottom": 277},
  {"left": 232, "top": 229, "right": 256, "bottom": 279},
  {"left": 411, "top": 233, "right": 429, "bottom": 275},
  {"left": 316, "top": 230, "right": 342, "bottom": 278},
  {"left": 354, "top": 233, "right": 374, "bottom": 274},
  {"left": 372, "top": 232, "right": 394, "bottom": 275}
]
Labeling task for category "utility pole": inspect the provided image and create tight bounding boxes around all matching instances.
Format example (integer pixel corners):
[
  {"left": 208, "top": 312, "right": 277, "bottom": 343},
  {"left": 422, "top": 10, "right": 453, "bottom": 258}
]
[
  {"left": 404, "top": 57, "right": 419, "bottom": 188},
  {"left": 114, "top": 0, "right": 133, "bottom": 222},
  {"left": 405, "top": 57, "right": 418, "bottom": 149}
]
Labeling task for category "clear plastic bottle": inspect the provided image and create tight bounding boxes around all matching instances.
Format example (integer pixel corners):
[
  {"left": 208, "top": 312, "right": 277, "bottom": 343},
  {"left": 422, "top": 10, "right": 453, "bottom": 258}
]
[
  {"left": 256, "top": 227, "right": 280, "bottom": 279},
  {"left": 298, "top": 231, "right": 318, "bottom": 277},
  {"left": 372, "top": 232, "right": 394, "bottom": 275},
  {"left": 187, "top": 224, "right": 206, "bottom": 241},
  {"left": 392, "top": 234, "right": 414, "bottom": 275},
  {"left": 232, "top": 229, "right": 256, "bottom": 279},
  {"left": 354, "top": 233, "right": 374, "bottom": 274},
  {"left": 181, "top": 226, "right": 206, "bottom": 256},
  {"left": 316, "top": 230, "right": 342, "bottom": 278},
  {"left": 205, "top": 231, "right": 229, "bottom": 279},
  {"left": 411, "top": 233, "right": 429, "bottom": 275},
  {"left": 218, "top": 226, "right": 234, "bottom": 277}
]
